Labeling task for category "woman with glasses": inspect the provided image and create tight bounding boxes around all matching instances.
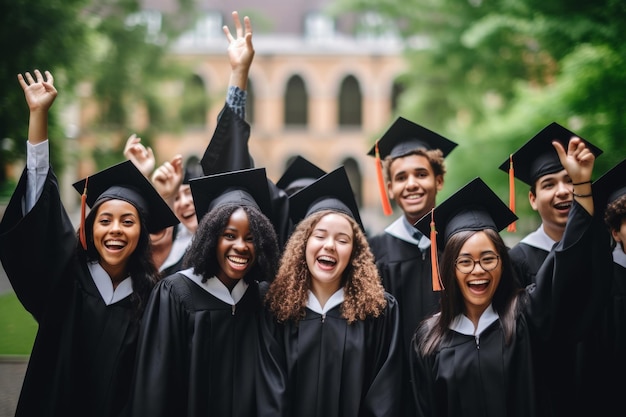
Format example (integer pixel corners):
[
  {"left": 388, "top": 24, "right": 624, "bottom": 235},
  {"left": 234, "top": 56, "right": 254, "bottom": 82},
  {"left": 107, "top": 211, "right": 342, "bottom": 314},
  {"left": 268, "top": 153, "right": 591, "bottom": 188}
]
[{"left": 409, "top": 138, "right": 612, "bottom": 417}]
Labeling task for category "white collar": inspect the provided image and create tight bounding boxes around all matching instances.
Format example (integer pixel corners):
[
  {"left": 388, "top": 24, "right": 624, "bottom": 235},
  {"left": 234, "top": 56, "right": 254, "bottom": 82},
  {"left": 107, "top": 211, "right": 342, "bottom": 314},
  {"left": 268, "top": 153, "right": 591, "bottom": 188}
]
[
  {"left": 179, "top": 268, "right": 248, "bottom": 305},
  {"left": 449, "top": 304, "right": 499, "bottom": 336},
  {"left": 614, "top": 246, "right": 626, "bottom": 268},
  {"left": 519, "top": 224, "right": 556, "bottom": 252},
  {"left": 88, "top": 262, "right": 133, "bottom": 305},
  {"left": 384, "top": 216, "right": 431, "bottom": 250},
  {"left": 159, "top": 224, "right": 193, "bottom": 272},
  {"left": 307, "top": 288, "right": 344, "bottom": 314}
]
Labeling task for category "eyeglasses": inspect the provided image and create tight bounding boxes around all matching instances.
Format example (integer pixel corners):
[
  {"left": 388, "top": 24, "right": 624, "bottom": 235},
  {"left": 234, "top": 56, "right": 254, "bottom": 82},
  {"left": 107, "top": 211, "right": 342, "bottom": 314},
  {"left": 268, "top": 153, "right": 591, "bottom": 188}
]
[{"left": 455, "top": 254, "right": 500, "bottom": 274}]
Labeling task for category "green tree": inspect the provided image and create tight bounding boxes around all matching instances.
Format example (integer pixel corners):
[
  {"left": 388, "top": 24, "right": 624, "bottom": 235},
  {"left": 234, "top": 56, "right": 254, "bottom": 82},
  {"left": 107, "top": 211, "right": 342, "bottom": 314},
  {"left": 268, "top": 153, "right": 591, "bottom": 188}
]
[
  {"left": 332, "top": 0, "right": 626, "bottom": 227},
  {"left": 0, "top": 0, "right": 90, "bottom": 194},
  {"left": 0, "top": 0, "right": 197, "bottom": 195}
]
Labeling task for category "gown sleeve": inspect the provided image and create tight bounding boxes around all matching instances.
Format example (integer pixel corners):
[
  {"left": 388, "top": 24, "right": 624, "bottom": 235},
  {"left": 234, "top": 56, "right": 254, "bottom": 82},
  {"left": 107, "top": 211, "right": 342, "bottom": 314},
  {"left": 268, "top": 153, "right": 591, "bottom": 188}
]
[
  {"left": 408, "top": 322, "right": 437, "bottom": 417},
  {"left": 200, "top": 104, "right": 253, "bottom": 176},
  {"left": 360, "top": 292, "right": 403, "bottom": 416},
  {"left": 256, "top": 306, "right": 290, "bottom": 417},
  {"left": 130, "top": 276, "right": 191, "bottom": 417},
  {"left": 526, "top": 200, "right": 613, "bottom": 341},
  {"left": 0, "top": 167, "right": 76, "bottom": 320}
]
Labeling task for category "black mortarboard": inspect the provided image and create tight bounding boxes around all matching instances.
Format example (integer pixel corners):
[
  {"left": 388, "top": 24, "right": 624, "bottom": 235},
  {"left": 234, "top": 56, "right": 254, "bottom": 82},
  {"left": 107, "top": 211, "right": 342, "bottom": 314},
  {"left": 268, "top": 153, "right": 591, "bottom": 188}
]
[
  {"left": 593, "top": 158, "right": 626, "bottom": 213},
  {"left": 276, "top": 156, "right": 326, "bottom": 196},
  {"left": 188, "top": 167, "right": 272, "bottom": 222},
  {"left": 288, "top": 166, "right": 364, "bottom": 231},
  {"left": 414, "top": 177, "right": 517, "bottom": 249},
  {"left": 72, "top": 160, "right": 179, "bottom": 235},
  {"left": 366, "top": 116, "right": 458, "bottom": 159},
  {"left": 183, "top": 159, "right": 204, "bottom": 184},
  {"left": 498, "top": 122, "right": 603, "bottom": 186}
]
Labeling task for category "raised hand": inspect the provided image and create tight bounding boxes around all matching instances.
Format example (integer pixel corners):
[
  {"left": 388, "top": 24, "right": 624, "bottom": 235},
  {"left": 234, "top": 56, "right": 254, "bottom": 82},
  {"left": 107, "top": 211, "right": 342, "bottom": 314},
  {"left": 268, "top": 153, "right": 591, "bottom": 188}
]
[
  {"left": 552, "top": 137, "right": 595, "bottom": 184},
  {"left": 124, "top": 134, "right": 155, "bottom": 178},
  {"left": 18, "top": 70, "right": 57, "bottom": 113},
  {"left": 223, "top": 11, "right": 254, "bottom": 90},
  {"left": 553, "top": 137, "right": 595, "bottom": 214},
  {"left": 18, "top": 69, "right": 57, "bottom": 144},
  {"left": 151, "top": 154, "right": 184, "bottom": 207}
]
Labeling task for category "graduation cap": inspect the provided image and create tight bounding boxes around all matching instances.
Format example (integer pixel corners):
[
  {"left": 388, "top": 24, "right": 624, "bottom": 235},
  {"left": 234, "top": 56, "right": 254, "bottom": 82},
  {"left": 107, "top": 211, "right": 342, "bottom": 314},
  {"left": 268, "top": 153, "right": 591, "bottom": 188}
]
[
  {"left": 367, "top": 117, "right": 458, "bottom": 216},
  {"left": 276, "top": 156, "right": 326, "bottom": 196},
  {"left": 183, "top": 159, "right": 204, "bottom": 184},
  {"left": 498, "top": 122, "right": 603, "bottom": 232},
  {"left": 188, "top": 167, "right": 272, "bottom": 223},
  {"left": 592, "top": 158, "right": 626, "bottom": 214},
  {"left": 288, "top": 166, "right": 364, "bottom": 232},
  {"left": 414, "top": 177, "right": 517, "bottom": 291},
  {"left": 72, "top": 160, "right": 180, "bottom": 249},
  {"left": 499, "top": 122, "right": 603, "bottom": 186}
]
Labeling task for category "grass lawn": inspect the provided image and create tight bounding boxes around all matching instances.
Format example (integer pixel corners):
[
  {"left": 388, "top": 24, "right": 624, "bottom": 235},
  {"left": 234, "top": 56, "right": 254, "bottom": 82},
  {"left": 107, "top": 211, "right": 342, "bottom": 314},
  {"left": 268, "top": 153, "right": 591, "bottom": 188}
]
[{"left": 0, "top": 292, "right": 36, "bottom": 355}]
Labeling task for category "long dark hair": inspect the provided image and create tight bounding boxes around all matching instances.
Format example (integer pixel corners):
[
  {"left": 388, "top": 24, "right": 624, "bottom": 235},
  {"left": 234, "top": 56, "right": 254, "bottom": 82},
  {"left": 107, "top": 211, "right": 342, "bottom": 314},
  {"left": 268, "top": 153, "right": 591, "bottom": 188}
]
[
  {"left": 183, "top": 204, "right": 280, "bottom": 284},
  {"left": 417, "top": 229, "right": 523, "bottom": 356},
  {"left": 76, "top": 197, "right": 159, "bottom": 319}
]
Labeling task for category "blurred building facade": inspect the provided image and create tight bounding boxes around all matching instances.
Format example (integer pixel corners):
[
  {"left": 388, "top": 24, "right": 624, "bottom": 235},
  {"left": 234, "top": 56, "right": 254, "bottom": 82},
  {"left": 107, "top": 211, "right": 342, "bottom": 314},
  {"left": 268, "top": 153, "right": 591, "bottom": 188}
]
[{"left": 79, "top": 0, "right": 412, "bottom": 234}]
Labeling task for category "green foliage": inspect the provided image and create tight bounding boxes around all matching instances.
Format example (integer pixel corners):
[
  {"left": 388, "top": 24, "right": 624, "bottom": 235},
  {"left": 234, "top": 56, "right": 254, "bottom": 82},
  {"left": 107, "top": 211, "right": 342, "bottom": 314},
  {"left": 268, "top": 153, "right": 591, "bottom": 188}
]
[
  {"left": 0, "top": 0, "right": 199, "bottom": 191},
  {"left": 0, "top": 0, "right": 91, "bottom": 183},
  {"left": 0, "top": 293, "right": 36, "bottom": 355},
  {"left": 332, "top": 0, "right": 625, "bottom": 201}
]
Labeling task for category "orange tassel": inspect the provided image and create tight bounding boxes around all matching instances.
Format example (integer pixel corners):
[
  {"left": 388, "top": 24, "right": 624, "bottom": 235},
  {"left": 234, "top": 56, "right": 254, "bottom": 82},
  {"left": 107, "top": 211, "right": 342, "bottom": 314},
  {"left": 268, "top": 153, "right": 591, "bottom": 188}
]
[
  {"left": 375, "top": 141, "right": 393, "bottom": 216},
  {"left": 507, "top": 154, "right": 517, "bottom": 232},
  {"left": 79, "top": 177, "right": 88, "bottom": 250},
  {"left": 430, "top": 209, "right": 442, "bottom": 291}
]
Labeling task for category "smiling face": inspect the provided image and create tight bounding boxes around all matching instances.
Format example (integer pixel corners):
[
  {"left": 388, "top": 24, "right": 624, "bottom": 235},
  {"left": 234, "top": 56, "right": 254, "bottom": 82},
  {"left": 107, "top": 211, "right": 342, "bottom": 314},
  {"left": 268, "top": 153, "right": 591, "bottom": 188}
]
[
  {"left": 215, "top": 207, "right": 256, "bottom": 289},
  {"left": 387, "top": 154, "right": 443, "bottom": 224},
  {"left": 93, "top": 199, "right": 141, "bottom": 282},
  {"left": 174, "top": 184, "right": 198, "bottom": 233},
  {"left": 305, "top": 213, "right": 354, "bottom": 293},
  {"left": 529, "top": 169, "right": 573, "bottom": 241},
  {"left": 455, "top": 231, "right": 502, "bottom": 321}
]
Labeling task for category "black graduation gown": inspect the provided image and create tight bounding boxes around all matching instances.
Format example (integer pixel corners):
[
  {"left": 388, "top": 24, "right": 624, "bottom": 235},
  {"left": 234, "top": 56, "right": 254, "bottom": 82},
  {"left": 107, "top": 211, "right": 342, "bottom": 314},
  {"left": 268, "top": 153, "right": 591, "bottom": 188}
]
[
  {"left": 410, "top": 202, "right": 612, "bottom": 417},
  {"left": 257, "top": 291, "right": 403, "bottom": 417},
  {"left": 200, "top": 104, "right": 291, "bottom": 250},
  {"left": 130, "top": 272, "right": 262, "bottom": 417},
  {"left": 368, "top": 232, "right": 440, "bottom": 416},
  {"left": 508, "top": 242, "right": 548, "bottom": 287},
  {"left": 509, "top": 225, "right": 611, "bottom": 416},
  {"left": 576, "top": 258, "right": 626, "bottom": 416},
  {"left": 0, "top": 168, "right": 142, "bottom": 417}
]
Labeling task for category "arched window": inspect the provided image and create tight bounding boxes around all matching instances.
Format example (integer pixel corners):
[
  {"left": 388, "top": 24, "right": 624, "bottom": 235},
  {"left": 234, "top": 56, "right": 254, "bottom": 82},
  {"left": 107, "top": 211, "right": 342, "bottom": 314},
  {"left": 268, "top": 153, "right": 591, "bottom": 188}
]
[
  {"left": 342, "top": 157, "right": 362, "bottom": 207},
  {"left": 180, "top": 74, "right": 208, "bottom": 127},
  {"left": 338, "top": 75, "right": 362, "bottom": 127},
  {"left": 284, "top": 75, "right": 308, "bottom": 127}
]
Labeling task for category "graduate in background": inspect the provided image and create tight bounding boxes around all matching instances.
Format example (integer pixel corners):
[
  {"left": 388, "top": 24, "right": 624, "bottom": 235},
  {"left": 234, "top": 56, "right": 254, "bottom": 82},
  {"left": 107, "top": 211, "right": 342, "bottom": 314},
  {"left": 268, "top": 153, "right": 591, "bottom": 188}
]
[
  {"left": 275, "top": 155, "right": 326, "bottom": 197},
  {"left": 0, "top": 70, "right": 179, "bottom": 417},
  {"left": 498, "top": 123, "right": 607, "bottom": 416},
  {"left": 130, "top": 167, "right": 280, "bottom": 417},
  {"left": 258, "top": 166, "right": 402, "bottom": 417},
  {"left": 498, "top": 122, "right": 603, "bottom": 286},
  {"left": 411, "top": 137, "right": 611, "bottom": 417},
  {"left": 366, "top": 117, "right": 457, "bottom": 416}
]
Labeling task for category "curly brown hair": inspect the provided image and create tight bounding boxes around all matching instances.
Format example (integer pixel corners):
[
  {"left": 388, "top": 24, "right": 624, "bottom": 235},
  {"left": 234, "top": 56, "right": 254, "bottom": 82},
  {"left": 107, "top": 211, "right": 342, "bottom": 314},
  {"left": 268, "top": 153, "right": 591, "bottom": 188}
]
[
  {"left": 604, "top": 194, "right": 626, "bottom": 250},
  {"left": 265, "top": 210, "right": 386, "bottom": 324},
  {"left": 383, "top": 148, "right": 446, "bottom": 182}
]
